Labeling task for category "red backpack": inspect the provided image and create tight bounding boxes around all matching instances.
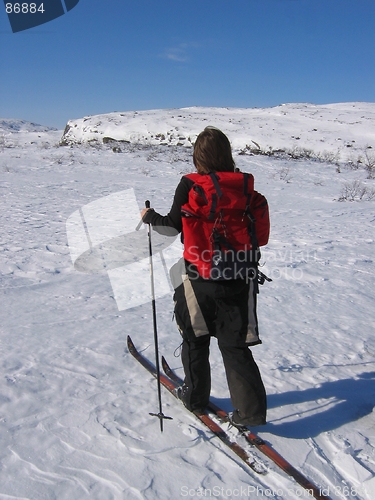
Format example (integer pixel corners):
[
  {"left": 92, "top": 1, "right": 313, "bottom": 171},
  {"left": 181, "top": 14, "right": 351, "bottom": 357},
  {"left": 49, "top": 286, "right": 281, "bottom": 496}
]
[{"left": 181, "top": 171, "right": 270, "bottom": 280}]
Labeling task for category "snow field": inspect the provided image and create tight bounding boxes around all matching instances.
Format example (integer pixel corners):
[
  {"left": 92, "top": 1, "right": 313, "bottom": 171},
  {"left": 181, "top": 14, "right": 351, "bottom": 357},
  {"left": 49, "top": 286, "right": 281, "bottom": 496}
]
[{"left": 0, "top": 105, "right": 374, "bottom": 499}]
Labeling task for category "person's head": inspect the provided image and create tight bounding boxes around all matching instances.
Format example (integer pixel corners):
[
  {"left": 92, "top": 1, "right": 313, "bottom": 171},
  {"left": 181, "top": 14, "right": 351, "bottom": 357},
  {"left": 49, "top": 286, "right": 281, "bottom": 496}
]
[{"left": 193, "top": 127, "right": 235, "bottom": 174}]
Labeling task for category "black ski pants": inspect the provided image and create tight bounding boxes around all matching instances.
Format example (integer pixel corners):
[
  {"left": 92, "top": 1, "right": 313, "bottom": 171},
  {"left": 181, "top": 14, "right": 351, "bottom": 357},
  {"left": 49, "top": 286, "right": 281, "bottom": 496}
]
[{"left": 173, "top": 274, "right": 267, "bottom": 424}]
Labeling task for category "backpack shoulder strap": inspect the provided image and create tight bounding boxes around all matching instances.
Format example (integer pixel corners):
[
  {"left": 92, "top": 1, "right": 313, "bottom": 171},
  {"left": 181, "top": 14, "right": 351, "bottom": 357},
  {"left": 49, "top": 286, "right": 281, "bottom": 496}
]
[{"left": 208, "top": 172, "right": 223, "bottom": 198}]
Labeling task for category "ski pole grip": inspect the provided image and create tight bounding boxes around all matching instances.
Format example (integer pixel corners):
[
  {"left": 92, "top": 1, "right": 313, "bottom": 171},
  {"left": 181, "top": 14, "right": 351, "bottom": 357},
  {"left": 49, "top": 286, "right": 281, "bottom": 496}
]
[{"left": 135, "top": 200, "right": 151, "bottom": 231}]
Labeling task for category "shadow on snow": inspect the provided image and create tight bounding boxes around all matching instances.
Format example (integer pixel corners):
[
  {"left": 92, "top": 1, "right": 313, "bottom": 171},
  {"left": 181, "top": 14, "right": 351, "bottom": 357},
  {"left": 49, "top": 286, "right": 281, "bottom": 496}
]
[{"left": 211, "top": 371, "right": 375, "bottom": 439}]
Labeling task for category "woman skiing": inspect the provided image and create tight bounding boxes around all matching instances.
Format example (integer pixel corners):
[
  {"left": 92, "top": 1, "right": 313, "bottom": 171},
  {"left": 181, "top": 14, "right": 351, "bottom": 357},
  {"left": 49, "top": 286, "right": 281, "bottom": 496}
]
[{"left": 141, "top": 127, "right": 269, "bottom": 427}]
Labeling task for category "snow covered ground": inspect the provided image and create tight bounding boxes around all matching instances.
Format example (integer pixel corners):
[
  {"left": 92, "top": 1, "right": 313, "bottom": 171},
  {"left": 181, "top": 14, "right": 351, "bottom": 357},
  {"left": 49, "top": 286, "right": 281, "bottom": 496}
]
[{"left": 0, "top": 103, "right": 375, "bottom": 499}]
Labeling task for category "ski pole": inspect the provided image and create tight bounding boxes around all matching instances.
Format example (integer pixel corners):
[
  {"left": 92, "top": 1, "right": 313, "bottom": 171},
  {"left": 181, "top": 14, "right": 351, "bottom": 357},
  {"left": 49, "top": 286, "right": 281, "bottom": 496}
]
[{"left": 144, "top": 200, "right": 172, "bottom": 432}]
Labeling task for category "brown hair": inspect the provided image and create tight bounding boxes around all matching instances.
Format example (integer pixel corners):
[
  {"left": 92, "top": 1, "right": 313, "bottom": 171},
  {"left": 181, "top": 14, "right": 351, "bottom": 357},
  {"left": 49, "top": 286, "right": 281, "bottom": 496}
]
[{"left": 193, "top": 127, "right": 235, "bottom": 173}]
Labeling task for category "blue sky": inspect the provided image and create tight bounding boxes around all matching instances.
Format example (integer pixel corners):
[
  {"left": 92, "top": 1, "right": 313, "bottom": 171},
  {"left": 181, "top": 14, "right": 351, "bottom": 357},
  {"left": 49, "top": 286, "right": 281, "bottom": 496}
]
[{"left": 1, "top": 0, "right": 374, "bottom": 129}]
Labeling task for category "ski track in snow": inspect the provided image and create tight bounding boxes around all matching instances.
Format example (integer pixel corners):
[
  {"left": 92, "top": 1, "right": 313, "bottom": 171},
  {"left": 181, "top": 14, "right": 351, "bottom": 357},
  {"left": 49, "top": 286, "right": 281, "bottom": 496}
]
[{"left": 0, "top": 105, "right": 375, "bottom": 499}]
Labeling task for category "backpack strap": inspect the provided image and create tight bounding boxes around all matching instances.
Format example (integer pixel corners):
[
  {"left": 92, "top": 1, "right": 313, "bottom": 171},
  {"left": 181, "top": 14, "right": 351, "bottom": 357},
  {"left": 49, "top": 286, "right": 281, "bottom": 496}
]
[
  {"left": 209, "top": 194, "right": 218, "bottom": 221},
  {"left": 209, "top": 172, "right": 223, "bottom": 198}
]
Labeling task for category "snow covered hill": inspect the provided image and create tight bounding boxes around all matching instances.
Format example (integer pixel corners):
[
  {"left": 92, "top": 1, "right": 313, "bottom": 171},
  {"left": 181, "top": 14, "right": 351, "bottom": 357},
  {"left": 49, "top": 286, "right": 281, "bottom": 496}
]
[
  {"left": 60, "top": 102, "right": 375, "bottom": 162},
  {"left": 0, "top": 105, "right": 375, "bottom": 499},
  {"left": 0, "top": 118, "right": 57, "bottom": 133}
]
